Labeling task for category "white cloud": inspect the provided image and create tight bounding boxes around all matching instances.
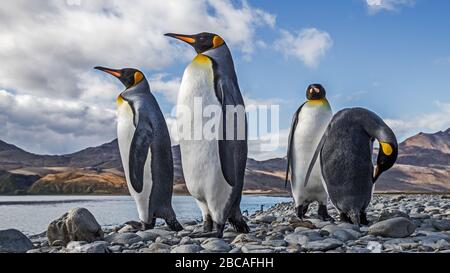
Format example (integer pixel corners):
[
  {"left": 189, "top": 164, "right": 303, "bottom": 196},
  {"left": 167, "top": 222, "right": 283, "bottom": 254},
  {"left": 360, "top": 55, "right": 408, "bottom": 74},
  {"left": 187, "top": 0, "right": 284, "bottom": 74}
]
[
  {"left": 385, "top": 101, "right": 450, "bottom": 140},
  {"left": 0, "top": 0, "right": 276, "bottom": 154},
  {"left": 365, "top": 0, "right": 415, "bottom": 14},
  {"left": 0, "top": 90, "right": 116, "bottom": 154},
  {"left": 149, "top": 74, "right": 182, "bottom": 104},
  {"left": 0, "top": 0, "right": 275, "bottom": 100},
  {"left": 274, "top": 28, "right": 333, "bottom": 68}
]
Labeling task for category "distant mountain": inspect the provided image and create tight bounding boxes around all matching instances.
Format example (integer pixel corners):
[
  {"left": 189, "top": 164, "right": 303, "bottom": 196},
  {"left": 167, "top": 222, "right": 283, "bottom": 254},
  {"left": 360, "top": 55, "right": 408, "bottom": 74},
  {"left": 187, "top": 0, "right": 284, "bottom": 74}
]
[{"left": 0, "top": 129, "right": 449, "bottom": 195}]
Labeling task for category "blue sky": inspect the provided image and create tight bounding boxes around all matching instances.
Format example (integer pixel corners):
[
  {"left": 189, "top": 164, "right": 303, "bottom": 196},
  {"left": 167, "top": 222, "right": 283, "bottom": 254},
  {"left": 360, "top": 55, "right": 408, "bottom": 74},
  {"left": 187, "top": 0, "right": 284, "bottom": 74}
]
[
  {"left": 156, "top": 0, "right": 450, "bottom": 135},
  {"left": 0, "top": 0, "right": 449, "bottom": 158}
]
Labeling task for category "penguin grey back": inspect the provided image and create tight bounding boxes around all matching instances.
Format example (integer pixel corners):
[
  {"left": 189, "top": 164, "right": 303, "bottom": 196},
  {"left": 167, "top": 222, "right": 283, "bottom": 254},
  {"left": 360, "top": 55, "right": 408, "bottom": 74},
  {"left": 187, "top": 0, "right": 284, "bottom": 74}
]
[{"left": 304, "top": 108, "right": 398, "bottom": 222}]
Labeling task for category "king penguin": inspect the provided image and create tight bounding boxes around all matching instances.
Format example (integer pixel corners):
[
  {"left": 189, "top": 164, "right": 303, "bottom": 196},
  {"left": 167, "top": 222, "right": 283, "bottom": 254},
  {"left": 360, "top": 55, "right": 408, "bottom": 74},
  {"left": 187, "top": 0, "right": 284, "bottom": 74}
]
[
  {"left": 94, "top": 66, "right": 183, "bottom": 231},
  {"left": 165, "top": 32, "right": 250, "bottom": 238},
  {"left": 305, "top": 107, "right": 398, "bottom": 226},
  {"left": 285, "top": 84, "right": 333, "bottom": 220}
]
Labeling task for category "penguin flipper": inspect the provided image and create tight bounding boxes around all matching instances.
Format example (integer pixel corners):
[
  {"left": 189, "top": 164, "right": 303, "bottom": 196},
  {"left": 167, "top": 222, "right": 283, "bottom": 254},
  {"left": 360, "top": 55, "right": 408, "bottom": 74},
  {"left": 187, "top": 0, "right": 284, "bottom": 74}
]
[
  {"left": 304, "top": 123, "right": 330, "bottom": 187},
  {"left": 216, "top": 77, "right": 247, "bottom": 188},
  {"left": 129, "top": 118, "right": 154, "bottom": 193},
  {"left": 285, "top": 103, "right": 306, "bottom": 188}
]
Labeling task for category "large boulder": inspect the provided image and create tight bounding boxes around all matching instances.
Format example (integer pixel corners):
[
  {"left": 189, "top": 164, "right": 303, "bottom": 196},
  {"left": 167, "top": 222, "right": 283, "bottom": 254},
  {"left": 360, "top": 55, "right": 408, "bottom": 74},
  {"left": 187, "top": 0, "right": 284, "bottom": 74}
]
[
  {"left": 0, "top": 229, "right": 34, "bottom": 253},
  {"left": 47, "top": 208, "right": 103, "bottom": 246},
  {"left": 368, "top": 217, "right": 416, "bottom": 238}
]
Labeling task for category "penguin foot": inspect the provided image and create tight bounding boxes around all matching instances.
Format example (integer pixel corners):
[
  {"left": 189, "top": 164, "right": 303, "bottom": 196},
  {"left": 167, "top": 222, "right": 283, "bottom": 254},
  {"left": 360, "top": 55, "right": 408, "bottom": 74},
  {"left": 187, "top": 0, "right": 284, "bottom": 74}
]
[
  {"left": 203, "top": 215, "right": 214, "bottom": 232},
  {"left": 228, "top": 218, "right": 250, "bottom": 234},
  {"left": 360, "top": 212, "right": 369, "bottom": 226},
  {"left": 317, "top": 204, "right": 333, "bottom": 221},
  {"left": 296, "top": 204, "right": 310, "bottom": 220},
  {"left": 166, "top": 219, "right": 184, "bottom": 232},
  {"left": 339, "top": 212, "right": 352, "bottom": 224},
  {"left": 141, "top": 219, "right": 156, "bottom": 231},
  {"left": 214, "top": 223, "right": 225, "bottom": 238}
]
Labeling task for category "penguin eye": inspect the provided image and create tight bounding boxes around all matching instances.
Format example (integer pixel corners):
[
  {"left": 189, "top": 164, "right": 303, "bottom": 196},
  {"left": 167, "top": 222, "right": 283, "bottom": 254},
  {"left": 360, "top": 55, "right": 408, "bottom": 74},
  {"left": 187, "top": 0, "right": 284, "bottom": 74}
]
[{"left": 309, "top": 88, "right": 314, "bottom": 94}]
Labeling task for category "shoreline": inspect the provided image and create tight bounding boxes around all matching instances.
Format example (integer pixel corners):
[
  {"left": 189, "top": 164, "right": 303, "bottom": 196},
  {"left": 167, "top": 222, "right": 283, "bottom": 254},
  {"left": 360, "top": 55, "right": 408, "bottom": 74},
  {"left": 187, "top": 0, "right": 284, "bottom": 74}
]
[
  {"left": 1, "top": 191, "right": 449, "bottom": 198},
  {"left": 1, "top": 193, "right": 448, "bottom": 253}
]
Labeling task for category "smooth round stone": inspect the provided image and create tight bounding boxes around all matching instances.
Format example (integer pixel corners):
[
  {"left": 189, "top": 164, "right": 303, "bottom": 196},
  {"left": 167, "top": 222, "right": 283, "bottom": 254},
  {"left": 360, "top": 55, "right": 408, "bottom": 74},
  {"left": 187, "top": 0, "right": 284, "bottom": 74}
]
[
  {"left": 378, "top": 210, "right": 410, "bottom": 222},
  {"left": 177, "top": 230, "right": 192, "bottom": 237},
  {"left": 231, "top": 234, "right": 261, "bottom": 246},
  {"left": 229, "top": 247, "right": 242, "bottom": 253},
  {"left": 141, "top": 243, "right": 171, "bottom": 253},
  {"left": 284, "top": 234, "right": 309, "bottom": 246},
  {"left": 171, "top": 244, "right": 204, "bottom": 253},
  {"left": 108, "top": 245, "right": 123, "bottom": 253},
  {"left": 155, "top": 235, "right": 179, "bottom": 245},
  {"left": 104, "top": 233, "right": 142, "bottom": 245},
  {"left": 0, "top": 229, "right": 34, "bottom": 253},
  {"left": 303, "top": 238, "right": 343, "bottom": 252},
  {"left": 271, "top": 225, "right": 294, "bottom": 234},
  {"left": 262, "top": 239, "right": 287, "bottom": 247},
  {"left": 241, "top": 244, "right": 274, "bottom": 253},
  {"left": 346, "top": 247, "right": 371, "bottom": 253},
  {"left": 337, "top": 223, "right": 360, "bottom": 231},
  {"left": 368, "top": 217, "right": 416, "bottom": 238},
  {"left": 201, "top": 238, "right": 231, "bottom": 252},
  {"left": 179, "top": 236, "right": 195, "bottom": 245},
  {"left": 254, "top": 215, "right": 277, "bottom": 224},
  {"left": 122, "top": 249, "right": 137, "bottom": 253},
  {"left": 180, "top": 220, "right": 198, "bottom": 226},
  {"left": 321, "top": 224, "right": 341, "bottom": 234},
  {"left": 118, "top": 225, "right": 137, "bottom": 233},
  {"left": 67, "top": 241, "right": 109, "bottom": 253},
  {"left": 332, "top": 229, "right": 359, "bottom": 242},
  {"left": 367, "top": 241, "right": 383, "bottom": 253},
  {"left": 432, "top": 219, "right": 450, "bottom": 231}
]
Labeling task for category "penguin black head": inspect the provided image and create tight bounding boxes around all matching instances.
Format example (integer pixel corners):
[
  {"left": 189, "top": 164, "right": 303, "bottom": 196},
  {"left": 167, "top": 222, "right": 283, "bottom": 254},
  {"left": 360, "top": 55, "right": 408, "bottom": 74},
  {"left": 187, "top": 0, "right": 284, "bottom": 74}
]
[
  {"left": 306, "top": 84, "right": 326, "bottom": 101},
  {"left": 164, "top": 32, "right": 225, "bottom": 54},
  {"left": 374, "top": 141, "right": 398, "bottom": 181},
  {"left": 94, "top": 67, "right": 145, "bottom": 89}
]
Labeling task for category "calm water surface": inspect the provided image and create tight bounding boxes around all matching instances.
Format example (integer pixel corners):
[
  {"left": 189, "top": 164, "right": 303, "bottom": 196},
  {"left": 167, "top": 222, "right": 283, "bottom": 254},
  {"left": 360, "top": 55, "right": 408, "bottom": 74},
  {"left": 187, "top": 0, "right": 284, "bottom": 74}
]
[{"left": 0, "top": 195, "right": 291, "bottom": 235}]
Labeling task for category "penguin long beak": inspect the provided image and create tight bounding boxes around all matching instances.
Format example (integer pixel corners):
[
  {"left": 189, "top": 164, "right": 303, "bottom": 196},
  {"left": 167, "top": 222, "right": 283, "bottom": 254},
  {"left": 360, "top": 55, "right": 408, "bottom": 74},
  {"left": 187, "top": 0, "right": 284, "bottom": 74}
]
[
  {"left": 94, "top": 66, "right": 122, "bottom": 78},
  {"left": 164, "top": 33, "right": 196, "bottom": 45}
]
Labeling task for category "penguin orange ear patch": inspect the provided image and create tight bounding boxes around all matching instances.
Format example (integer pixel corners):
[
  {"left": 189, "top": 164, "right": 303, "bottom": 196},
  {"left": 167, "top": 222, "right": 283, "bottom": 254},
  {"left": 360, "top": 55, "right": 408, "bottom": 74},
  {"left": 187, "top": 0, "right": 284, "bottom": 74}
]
[
  {"left": 380, "top": 142, "right": 393, "bottom": 156},
  {"left": 134, "top": 72, "right": 144, "bottom": 85},
  {"left": 213, "top": 35, "right": 224, "bottom": 48}
]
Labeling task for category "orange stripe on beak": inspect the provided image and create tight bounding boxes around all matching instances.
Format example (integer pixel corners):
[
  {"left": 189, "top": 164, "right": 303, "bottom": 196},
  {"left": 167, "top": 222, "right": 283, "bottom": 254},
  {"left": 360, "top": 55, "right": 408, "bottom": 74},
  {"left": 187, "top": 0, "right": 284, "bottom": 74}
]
[
  {"left": 165, "top": 33, "right": 196, "bottom": 44},
  {"left": 94, "top": 66, "right": 122, "bottom": 78}
]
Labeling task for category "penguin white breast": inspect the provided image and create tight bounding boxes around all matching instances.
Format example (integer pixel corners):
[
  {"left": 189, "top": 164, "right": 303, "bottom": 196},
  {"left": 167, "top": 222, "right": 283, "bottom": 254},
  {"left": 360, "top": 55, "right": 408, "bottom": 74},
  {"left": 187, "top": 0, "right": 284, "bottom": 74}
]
[
  {"left": 117, "top": 100, "right": 153, "bottom": 223},
  {"left": 177, "top": 55, "right": 232, "bottom": 222},
  {"left": 291, "top": 102, "right": 332, "bottom": 205}
]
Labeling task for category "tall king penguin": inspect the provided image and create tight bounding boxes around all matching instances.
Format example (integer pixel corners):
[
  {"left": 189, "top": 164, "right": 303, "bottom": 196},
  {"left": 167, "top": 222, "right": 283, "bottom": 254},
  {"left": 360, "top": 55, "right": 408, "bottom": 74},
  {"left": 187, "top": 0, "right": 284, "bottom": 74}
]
[
  {"left": 285, "top": 84, "right": 333, "bottom": 220},
  {"left": 94, "top": 66, "right": 182, "bottom": 231},
  {"left": 165, "top": 32, "right": 249, "bottom": 238},
  {"left": 305, "top": 108, "right": 398, "bottom": 226}
]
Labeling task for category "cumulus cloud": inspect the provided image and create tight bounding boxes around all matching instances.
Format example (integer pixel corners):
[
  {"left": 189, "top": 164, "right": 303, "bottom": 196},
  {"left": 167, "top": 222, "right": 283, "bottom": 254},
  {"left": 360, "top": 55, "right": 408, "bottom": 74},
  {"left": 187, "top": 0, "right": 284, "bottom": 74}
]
[
  {"left": 365, "top": 0, "right": 415, "bottom": 14},
  {"left": 149, "top": 74, "right": 182, "bottom": 105},
  {"left": 0, "top": 0, "right": 276, "bottom": 154},
  {"left": 274, "top": 28, "right": 333, "bottom": 68},
  {"left": 0, "top": 90, "right": 116, "bottom": 154},
  {"left": 0, "top": 0, "right": 275, "bottom": 100},
  {"left": 385, "top": 101, "right": 450, "bottom": 140}
]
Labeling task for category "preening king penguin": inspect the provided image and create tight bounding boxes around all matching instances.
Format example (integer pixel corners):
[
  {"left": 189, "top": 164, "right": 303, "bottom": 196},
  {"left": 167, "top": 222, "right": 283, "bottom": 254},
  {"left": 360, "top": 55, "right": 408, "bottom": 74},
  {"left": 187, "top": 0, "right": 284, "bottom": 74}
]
[
  {"left": 94, "top": 66, "right": 183, "bottom": 231},
  {"left": 165, "top": 32, "right": 249, "bottom": 238},
  {"left": 304, "top": 108, "right": 398, "bottom": 226},
  {"left": 285, "top": 84, "right": 332, "bottom": 220}
]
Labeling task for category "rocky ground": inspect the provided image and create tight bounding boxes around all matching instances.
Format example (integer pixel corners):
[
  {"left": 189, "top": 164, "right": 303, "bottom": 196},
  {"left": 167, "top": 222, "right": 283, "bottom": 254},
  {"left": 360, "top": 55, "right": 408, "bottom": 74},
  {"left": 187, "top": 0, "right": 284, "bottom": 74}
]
[{"left": 1, "top": 194, "right": 449, "bottom": 253}]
